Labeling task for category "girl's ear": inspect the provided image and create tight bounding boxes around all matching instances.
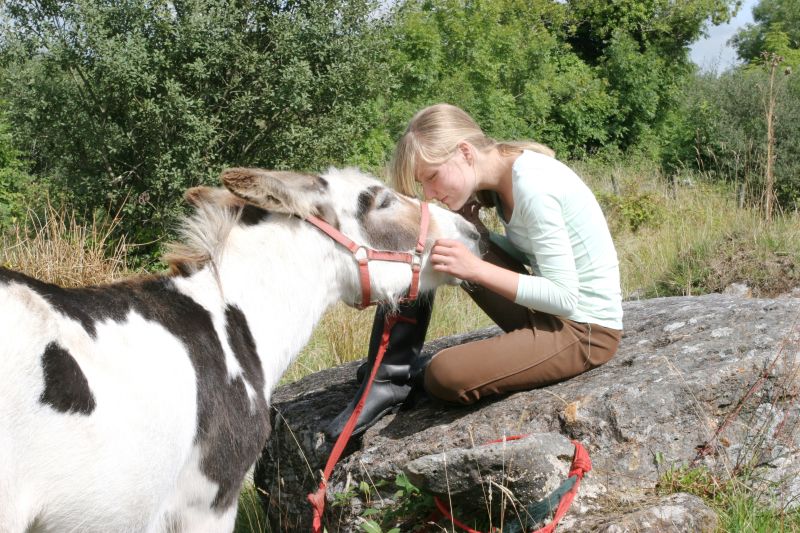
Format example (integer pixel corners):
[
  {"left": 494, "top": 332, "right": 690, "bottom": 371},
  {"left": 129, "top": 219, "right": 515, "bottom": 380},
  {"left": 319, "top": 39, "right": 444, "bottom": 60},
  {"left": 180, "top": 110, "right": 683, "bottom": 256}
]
[{"left": 457, "top": 141, "right": 474, "bottom": 165}]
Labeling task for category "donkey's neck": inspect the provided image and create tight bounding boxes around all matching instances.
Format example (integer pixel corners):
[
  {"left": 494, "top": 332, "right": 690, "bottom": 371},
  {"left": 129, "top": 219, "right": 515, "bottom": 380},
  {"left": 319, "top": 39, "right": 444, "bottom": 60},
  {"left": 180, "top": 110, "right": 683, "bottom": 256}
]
[{"left": 174, "top": 220, "right": 345, "bottom": 401}]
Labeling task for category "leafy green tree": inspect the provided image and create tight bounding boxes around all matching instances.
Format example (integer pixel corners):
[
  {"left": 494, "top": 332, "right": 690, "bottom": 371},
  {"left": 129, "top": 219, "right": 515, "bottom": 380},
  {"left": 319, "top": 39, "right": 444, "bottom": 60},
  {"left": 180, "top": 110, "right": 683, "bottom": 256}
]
[
  {"left": 0, "top": 100, "right": 38, "bottom": 232},
  {"left": 1, "top": 0, "right": 392, "bottom": 264},
  {"left": 566, "top": 0, "right": 737, "bottom": 62},
  {"left": 731, "top": 0, "right": 800, "bottom": 67},
  {"left": 385, "top": 0, "right": 616, "bottom": 156},
  {"left": 598, "top": 30, "right": 673, "bottom": 151},
  {"left": 565, "top": 0, "right": 739, "bottom": 153},
  {"left": 760, "top": 29, "right": 800, "bottom": 67}
]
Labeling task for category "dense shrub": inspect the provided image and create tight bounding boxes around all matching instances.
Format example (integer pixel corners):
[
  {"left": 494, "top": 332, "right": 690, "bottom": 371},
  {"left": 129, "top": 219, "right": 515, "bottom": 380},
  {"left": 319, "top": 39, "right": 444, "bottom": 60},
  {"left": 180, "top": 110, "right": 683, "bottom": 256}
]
[
  {"left": 0, "top": 107, "right": 38, "bottom": 231},
  {"left": 664, "top": 67, "right": 799, "bottom": 210},
  {"left": 597, "top": 191, "right": 663, "bottom": 233},
  {"left": 1, "top": 0, "right": 392, "bottom": 264}
]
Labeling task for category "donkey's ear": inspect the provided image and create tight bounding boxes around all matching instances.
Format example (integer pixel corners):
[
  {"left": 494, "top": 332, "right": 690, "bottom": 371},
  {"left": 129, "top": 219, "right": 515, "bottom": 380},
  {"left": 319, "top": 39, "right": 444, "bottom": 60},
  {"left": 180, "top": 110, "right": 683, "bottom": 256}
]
[
  {"left": 221, "top": 168, "right": 326, "bottom": 218},
  {"left": 185, "top": 186, "right": 247, "bottom": 208}
]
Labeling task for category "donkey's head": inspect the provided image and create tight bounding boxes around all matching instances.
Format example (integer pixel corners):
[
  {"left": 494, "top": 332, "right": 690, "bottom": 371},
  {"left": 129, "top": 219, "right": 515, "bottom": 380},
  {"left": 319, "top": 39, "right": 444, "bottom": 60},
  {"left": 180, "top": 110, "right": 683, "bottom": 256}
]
[{"left": 213, "top": 166, "right": 481, "bottom": 306}]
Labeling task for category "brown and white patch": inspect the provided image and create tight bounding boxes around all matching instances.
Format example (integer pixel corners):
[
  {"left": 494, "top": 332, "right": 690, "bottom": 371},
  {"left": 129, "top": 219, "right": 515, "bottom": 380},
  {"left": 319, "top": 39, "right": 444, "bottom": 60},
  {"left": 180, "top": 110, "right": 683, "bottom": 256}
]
[{"left": 356, "top": 186, "right": 432, "bottom": 252}]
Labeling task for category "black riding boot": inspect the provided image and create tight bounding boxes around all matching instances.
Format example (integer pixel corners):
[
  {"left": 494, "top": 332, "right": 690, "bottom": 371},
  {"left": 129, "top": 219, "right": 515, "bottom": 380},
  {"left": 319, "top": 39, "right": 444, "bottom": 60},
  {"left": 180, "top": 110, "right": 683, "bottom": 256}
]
[{"left": 323, "top": 295, "right": 433, "bottom": 441}]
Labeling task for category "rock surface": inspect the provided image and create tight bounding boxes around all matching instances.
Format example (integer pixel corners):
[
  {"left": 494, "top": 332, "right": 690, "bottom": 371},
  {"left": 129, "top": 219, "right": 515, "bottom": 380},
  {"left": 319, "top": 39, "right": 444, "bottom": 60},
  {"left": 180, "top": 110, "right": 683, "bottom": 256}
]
[
  {"left": 563, "top": 492, "right": 719, "bottom": 532},
  {"left": 255, "top": 294, "right": 800, "bottom": 531}
]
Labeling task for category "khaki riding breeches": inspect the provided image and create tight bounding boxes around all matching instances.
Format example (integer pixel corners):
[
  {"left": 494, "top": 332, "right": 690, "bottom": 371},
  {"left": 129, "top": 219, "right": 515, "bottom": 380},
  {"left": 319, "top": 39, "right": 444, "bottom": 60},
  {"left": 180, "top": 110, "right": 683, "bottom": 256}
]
[{"left": 424, "top": 242, "right": 622, "bottom": 405}]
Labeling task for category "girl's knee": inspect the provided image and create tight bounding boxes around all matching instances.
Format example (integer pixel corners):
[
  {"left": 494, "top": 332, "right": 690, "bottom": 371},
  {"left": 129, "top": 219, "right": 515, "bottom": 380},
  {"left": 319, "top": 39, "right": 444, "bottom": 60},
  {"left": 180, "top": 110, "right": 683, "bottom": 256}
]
[{"left": 423, "top": 352, "right": 476, "bottom": 405}]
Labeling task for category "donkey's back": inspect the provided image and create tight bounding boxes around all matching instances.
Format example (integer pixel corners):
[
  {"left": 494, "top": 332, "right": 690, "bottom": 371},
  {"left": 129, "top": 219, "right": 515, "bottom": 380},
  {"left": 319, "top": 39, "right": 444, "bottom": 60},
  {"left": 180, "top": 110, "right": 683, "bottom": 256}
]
[
  {"left": 0, "top": 166, "right": 480, "bottom": 532},
  {"left": 0, "top": 268, "right": 268, "bottom": 532}
]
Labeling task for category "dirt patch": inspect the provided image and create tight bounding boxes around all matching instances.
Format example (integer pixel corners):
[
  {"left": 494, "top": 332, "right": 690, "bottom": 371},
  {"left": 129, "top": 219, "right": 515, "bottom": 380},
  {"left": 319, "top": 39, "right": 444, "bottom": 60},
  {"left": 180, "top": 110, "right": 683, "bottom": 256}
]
[{"left": 706, "top": 240, "right": 799, "bottom": 297}]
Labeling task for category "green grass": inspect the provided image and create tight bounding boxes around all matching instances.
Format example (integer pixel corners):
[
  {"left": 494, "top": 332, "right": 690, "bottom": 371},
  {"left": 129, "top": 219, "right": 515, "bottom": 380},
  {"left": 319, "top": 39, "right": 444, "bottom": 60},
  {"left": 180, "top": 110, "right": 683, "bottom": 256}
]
[
  {"left": 658, "top": 466, "right": 800, "bottom": 532},
  {"left": 235, "top": 483, "right": 269, "bottom": 533}
]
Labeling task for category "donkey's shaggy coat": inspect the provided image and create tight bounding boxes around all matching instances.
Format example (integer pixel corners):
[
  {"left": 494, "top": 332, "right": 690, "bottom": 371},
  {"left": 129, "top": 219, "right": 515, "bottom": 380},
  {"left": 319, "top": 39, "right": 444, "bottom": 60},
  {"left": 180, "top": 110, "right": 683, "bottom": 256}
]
[{"left": 0, "top": 167, "right": 479, "bottom": 533}]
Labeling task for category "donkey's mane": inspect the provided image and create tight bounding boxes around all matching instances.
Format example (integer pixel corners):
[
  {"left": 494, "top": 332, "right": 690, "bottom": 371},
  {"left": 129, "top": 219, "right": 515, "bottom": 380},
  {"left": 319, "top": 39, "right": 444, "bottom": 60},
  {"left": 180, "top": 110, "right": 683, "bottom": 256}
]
[{"left": 164, "top": 201, "right": 243, "bottom": 276}]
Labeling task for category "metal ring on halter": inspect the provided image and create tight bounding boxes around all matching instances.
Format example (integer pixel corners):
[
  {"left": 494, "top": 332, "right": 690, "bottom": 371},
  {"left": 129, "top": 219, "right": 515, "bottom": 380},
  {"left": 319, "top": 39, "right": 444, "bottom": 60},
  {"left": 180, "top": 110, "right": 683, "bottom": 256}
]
[
  {"left": 354, "top": 247, "right": 369, "bottom": 263},
  {"left": 305, "top": 200, "right": 430, "bottom": 308}
]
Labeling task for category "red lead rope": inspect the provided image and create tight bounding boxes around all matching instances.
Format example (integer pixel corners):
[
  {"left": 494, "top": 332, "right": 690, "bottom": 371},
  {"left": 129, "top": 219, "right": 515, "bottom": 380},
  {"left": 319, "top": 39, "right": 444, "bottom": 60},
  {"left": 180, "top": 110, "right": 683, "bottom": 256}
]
[
  {"left": 307, "top": 200, "right": 431, "bottom": 530},
  {"left": 308, "top": 315, "right": 413, "bottom": 532},
  {"left": 432, "top": 439, "right": 591, "bottom": 533},
  {"left": 308, "top": 311, "right": 591, "bottom": 533}
]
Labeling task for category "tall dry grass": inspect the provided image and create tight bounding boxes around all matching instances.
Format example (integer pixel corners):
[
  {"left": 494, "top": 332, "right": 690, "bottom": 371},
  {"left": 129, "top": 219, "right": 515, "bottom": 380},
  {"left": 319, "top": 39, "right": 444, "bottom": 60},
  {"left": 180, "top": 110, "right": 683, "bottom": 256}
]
[
  {"left": 1, "top": 203, "right": 129, "bottom": 287},
  {"left": 280, "top": 286, "right": 493, "bottom": 384},
  {"left": 575, "top": 160, "right": 800, "bottom": 299}
]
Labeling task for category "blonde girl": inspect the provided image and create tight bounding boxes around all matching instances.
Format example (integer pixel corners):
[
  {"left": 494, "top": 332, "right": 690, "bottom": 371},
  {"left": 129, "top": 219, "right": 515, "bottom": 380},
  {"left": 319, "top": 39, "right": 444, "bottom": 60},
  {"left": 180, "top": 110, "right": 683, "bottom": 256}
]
[{"left": 325, "top": 104, "right": 622, "bottom": 439}]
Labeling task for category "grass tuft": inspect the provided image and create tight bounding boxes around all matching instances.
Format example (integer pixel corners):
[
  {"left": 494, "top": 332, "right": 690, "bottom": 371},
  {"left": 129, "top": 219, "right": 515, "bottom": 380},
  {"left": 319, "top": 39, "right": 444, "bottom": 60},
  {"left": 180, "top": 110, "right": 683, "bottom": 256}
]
[
  {"left": 657, "top": 466, "right": 800, "bottom": 532},
  {"left": 235, "top": 483, "right": 269, "bottom": 533},
  {"left": 1, "top": 202, "right": 129, "bottom": 286}
]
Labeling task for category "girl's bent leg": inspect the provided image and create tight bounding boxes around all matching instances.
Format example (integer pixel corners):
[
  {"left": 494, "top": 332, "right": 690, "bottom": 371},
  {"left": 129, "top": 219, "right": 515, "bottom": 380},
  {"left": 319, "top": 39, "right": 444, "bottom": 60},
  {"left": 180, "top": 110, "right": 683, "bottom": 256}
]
[
  {"left": 424, "top": 314, "right": 621, "bottom": 405},
  {"left": 464, "top": 240, "right": 534, "bottom": 333}
]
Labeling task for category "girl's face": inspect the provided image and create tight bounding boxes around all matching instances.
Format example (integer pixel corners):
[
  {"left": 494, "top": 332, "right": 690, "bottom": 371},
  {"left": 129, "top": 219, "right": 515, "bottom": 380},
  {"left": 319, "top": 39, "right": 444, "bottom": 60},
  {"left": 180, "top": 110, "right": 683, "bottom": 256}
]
[{"left": 415, "top": 150, "right": 475, "bottom": 211}]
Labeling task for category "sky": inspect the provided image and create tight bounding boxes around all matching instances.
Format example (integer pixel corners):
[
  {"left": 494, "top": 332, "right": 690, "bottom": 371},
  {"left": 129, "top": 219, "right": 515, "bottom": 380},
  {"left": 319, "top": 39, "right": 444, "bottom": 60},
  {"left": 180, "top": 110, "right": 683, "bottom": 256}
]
[{"left": 689, "top": 0, "right": 759, "bottom": 72}]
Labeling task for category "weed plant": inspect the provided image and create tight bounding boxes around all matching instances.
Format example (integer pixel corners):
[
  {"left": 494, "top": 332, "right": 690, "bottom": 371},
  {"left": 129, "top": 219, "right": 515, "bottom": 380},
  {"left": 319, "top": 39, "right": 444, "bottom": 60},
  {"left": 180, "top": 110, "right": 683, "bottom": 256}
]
[
  {"left": 658, "top": 466, "right": 800, "bottom": 532},
  {"left": 235, "top": 484, "right": 269, "bottom": 533}
]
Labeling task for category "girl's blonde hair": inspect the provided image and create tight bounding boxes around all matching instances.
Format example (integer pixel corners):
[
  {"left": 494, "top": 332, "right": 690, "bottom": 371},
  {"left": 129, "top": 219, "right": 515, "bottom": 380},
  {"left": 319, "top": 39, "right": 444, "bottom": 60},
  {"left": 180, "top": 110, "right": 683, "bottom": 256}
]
[{"left": 389, "top": 103, "right": 554, "bottom": 202}]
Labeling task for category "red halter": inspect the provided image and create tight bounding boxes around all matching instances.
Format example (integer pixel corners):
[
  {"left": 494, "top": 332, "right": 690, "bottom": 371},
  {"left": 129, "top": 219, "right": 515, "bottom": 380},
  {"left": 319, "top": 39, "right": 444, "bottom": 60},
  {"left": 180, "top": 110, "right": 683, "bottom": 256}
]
[{"left": 305, "top": 201, "right": 430, "bottom": 309}]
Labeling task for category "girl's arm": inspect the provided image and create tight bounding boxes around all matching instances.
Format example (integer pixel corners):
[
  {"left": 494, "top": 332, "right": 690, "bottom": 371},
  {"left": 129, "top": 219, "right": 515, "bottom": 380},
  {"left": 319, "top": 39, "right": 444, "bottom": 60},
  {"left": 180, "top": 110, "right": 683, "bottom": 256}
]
[
  {"left": 513, "top": 191, "right": 579, "bottom": 316},
  {"left": 431, "top": 191, "right": 580, "bottom": 316}
]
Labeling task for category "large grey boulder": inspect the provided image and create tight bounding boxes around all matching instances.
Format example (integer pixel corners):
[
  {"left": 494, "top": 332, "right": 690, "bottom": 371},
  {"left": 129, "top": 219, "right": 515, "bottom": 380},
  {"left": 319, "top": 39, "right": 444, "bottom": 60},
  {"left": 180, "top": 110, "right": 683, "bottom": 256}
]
[{"left": 254, "top": 294, "right": 800, "bottom": 531}]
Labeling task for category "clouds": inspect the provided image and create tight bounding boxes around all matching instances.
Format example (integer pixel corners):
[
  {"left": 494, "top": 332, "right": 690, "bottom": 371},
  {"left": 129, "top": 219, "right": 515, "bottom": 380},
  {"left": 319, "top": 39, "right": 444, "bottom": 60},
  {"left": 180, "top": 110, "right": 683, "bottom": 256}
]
[{"left": 690, "top": 0, "right": 758, "bottom": 72}]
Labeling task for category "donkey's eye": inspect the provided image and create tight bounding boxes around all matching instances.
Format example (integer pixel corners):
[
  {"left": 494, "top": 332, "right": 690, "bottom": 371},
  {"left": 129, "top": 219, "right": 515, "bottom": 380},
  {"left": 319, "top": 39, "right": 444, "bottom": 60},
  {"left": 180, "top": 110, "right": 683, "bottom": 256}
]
[{"left": 377, "top": 194, "right": 394, "bottom": 209}]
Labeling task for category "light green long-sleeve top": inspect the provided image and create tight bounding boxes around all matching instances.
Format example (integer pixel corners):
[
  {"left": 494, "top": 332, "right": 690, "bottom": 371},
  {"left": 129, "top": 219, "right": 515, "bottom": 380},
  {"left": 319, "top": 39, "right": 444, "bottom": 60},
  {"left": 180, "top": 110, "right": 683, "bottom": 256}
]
[{"left": 494, "top": 150, "right": 623, "bottom": 330}]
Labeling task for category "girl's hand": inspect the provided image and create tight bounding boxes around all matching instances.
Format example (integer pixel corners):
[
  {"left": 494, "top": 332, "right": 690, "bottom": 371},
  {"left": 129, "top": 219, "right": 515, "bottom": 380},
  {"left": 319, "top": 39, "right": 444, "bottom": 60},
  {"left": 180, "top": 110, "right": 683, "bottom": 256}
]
[{"left": 430, "top": 239, "right": 486, "bottom": 282}]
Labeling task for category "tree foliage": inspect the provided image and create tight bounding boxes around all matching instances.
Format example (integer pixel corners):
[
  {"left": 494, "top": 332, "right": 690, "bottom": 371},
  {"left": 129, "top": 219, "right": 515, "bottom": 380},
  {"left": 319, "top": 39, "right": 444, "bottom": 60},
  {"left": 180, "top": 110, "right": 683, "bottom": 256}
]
[
  {"left": 566, "top": 0, "right": 735, "bottom": 62},
  {"left": 2, "top": 0, "right": 784, "bottom": 264},
  {"left": 659, "top": 0, "right": 800, "bottom": 211},
  {"left": 1, "top": 0, "right": 392, "bottom": 262},
  {"left": 667, "top": 67, "right": 799, "bottom": 209},
  {"left": 731, "top": 0, "right": 800, "bottom": 67},
  {"left": 565, "top": 0, "right": 738, "bottom": 153},
  {"left": 384, "top": 0, "right": 617, "bottom": 156},
  {"left": 381, "top": 0, "right": 738, "bottom": 157},
  {"left": 0, "top": 100, "right": 38, "bottom": 231}
]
